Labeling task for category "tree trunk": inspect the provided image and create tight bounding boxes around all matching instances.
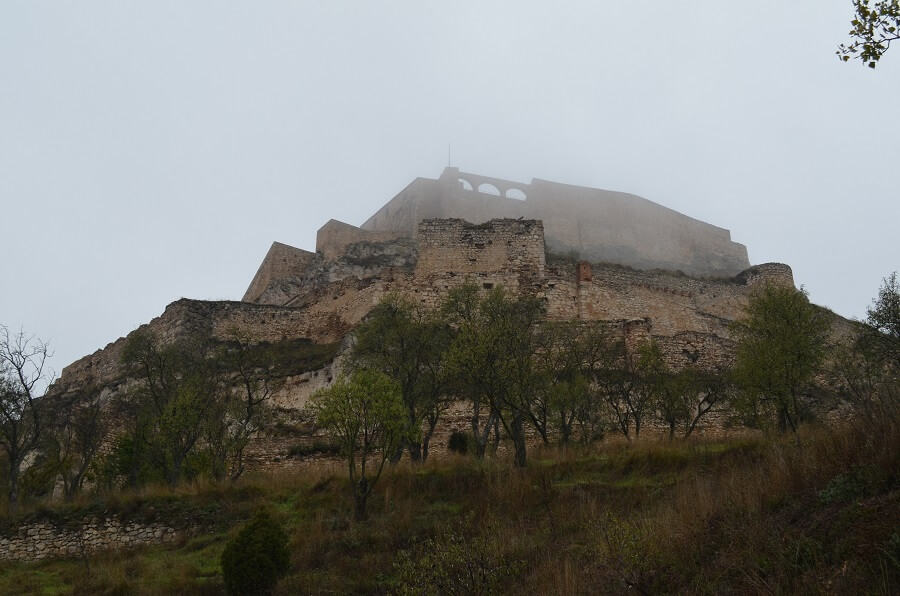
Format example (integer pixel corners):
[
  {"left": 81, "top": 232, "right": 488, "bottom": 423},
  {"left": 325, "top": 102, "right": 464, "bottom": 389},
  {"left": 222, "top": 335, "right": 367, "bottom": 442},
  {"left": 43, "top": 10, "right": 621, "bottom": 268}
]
[
  {"left": 422, "top": 420, "right": 437, "bottom": 462},
  {"left": 8, "top": 461, "right": 20, "bottom": 514},
  {"left": 390, "top": 441, "right": 405, "bottom": 464},
  {"left": 511, "top": 410, "right": 527, "bottom": 468},
  {"left": 491, "top": 416, "right": 501, "bottom": 454},
  {"left": 408, "top": 441, "right": 422, "bottom": 462},
  {"left": 168, "top": 456, "right": 182, "bottom": 488},
  {"left": 473, "top": 408, "right": 497, "bottom": 459},
  {"left": 354, "top": 477, "right": 369, "bottom": 521}
]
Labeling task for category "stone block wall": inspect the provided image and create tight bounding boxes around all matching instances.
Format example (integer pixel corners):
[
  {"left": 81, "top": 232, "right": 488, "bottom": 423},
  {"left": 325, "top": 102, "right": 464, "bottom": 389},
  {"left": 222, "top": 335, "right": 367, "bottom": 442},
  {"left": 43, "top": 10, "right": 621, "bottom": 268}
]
[
  {"left": 416, "top": 218, "right": 545, "bottom": 289},
  {"left": 316, "top": 218, "right": 404, "bottom": 261},
  {"left": 361, "top": 168, "right": 750, "bottom": 277},
  {"left": 243, "top": 242, "right": 317, "bottom": 304},
  {"left": 0, "top": 517, "right": 188, "bottom": 562}
]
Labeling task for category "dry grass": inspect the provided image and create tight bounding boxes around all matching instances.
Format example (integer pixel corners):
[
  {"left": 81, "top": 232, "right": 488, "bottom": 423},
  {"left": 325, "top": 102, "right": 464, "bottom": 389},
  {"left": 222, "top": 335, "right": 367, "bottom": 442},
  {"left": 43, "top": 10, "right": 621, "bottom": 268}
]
[{"left": 0, "top": 419, "right": 897, "bottom": 594}]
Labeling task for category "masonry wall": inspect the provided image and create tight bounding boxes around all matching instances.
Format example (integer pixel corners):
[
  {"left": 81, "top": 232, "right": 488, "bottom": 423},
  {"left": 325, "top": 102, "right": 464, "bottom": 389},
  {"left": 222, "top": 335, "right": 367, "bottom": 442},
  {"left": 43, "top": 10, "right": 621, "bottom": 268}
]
[
  {"left": 361, "top": 168, "right": 750, "bottom": 277},
  {"left": 243, "top": 242, "right": 317, "bottom": 303},
  {"left": 316, "top": 218, "right": 404, "bottom": 261},
  {"left": 0, "top": 517, "right": 190, "bottom": 562}
]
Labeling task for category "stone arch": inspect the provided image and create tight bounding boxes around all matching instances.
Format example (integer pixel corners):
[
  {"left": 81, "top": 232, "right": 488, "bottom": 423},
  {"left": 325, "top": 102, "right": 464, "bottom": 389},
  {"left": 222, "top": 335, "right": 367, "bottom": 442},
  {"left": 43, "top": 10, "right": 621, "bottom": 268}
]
[
  {"left": 459, "top": 178, "right": 474, "bottom": 191},
  {"left": 505, "top": 188, "right": 527, "bottom": 200},
  {"left": 477, "top": 183, "right": 501, "bottom": 196}
]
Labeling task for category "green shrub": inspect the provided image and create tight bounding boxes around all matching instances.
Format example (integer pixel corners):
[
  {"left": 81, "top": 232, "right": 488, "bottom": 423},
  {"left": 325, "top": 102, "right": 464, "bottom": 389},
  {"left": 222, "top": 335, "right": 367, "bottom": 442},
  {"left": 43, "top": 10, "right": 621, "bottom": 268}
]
[
  {"left": 447, "top": 430, "right": 474, "bottom": 455},
  {"left": 818, "top": 469, "right": 870, "bottom": 504},
  {"left": 221, "top": 509, "right": 290, "bottom": 595}
]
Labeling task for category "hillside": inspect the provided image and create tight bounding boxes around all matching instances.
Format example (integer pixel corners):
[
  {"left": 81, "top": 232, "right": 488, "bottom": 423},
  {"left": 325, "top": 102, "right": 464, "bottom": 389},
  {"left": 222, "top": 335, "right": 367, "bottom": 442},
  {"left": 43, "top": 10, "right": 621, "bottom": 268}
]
[{"left": 0, "top": 419, "right": 896, "bottom": 594}]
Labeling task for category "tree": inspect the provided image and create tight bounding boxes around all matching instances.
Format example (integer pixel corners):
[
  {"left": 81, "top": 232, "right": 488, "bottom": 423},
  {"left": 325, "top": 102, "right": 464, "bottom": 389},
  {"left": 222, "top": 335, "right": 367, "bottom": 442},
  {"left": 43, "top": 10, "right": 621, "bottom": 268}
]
[
  {"left": 534, "top": 321, "right": 614, "bottom": 446},
  {"left": 443, "top": 286, "right": 544, "bottom": 467},
  {"left": 442, "top": 284, "right": 500, "bottom": 459},
  {"left": 120, "top": 330, "right": 224, "bottom": 487},
  {"left": 592, "top": 331, "right": 652, "bottom": 442},
  {"left": 640, "top": 342, "right": 693, "bottom": 442},
  {"left": 731, "top": 285, "right": 831, "bottom": 433},
  {"left": 310, "top": 370, "right": 408, "bottom": 520},
  {"left": 832, "top": 273, "right": 900, "bottom": 424},
  {"left": 0, "top": 325, "right": 51, "bottom": 513},
  {"left": 864, "top": 272, "right": 900, "bottom": 367},
  {"left": 682, "top": 368, "right": 731, "bottom": 439},
  {"left": 203, "top": 332, "right": 278, "bottom": 482},
  {"left": 352, "top": 295, "right": 451, "bottom": 462},
  {"left": 838, "top": 0, "right": 900, "bottom": 67},
  {"left": 45, "top": 380, "right": 109, "bottom": 500}
]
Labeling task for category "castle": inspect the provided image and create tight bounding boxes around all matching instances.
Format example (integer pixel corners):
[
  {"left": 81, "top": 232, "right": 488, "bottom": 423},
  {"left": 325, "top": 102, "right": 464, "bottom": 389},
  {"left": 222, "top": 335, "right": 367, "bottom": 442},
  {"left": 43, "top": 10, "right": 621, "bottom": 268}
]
[
  {"left": 244, "top": 168, "right": 751, "bottom": 306},
  {"left": 51, "top": 169, "right": 797, "bottom": 461}
]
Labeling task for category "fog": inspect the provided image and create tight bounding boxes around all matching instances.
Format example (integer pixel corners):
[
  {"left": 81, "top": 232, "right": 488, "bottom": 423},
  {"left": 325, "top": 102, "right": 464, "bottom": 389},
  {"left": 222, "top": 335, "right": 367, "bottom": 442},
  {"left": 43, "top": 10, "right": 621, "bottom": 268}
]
[{"left": 1, "top": 1, "right": 897, "bottom": 381}]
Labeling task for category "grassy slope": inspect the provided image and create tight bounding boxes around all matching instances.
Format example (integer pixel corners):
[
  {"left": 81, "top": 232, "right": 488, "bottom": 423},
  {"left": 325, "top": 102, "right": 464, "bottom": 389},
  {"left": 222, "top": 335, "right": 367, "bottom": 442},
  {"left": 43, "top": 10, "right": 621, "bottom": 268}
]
[{"left": 1, "top": 421, "right": 897, "bottom": 595}]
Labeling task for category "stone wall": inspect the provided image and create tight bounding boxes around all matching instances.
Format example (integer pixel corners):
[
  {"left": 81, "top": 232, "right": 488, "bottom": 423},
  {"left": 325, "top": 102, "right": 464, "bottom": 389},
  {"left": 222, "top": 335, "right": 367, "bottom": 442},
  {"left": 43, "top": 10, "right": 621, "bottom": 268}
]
[
  {"left": 316, "top": 218, "right": 404, "bottom": 261},
  {"left": 361, "top": 168, "right": 750, "bottom": 277},
  {"left": 51, "top": 299, "right": 344, "bottom": 398},
  {"left": 243, "top": 242, "right": 317, "bottom": 304},
  {"left": 0, "top": 517, "right": 189, "bottom": 562},
  {"left": 416, "top": 218, "right": 545, "bottom": 290}
]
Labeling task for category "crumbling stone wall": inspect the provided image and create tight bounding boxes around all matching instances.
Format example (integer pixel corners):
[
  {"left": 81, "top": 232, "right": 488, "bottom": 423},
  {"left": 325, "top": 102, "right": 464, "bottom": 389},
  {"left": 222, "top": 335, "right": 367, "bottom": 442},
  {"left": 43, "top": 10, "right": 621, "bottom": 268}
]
[
  {"left": 416, "top": 218, "right": 545, "bottom": 292},
  {"left": 0, "top": 517, "right": 189, "bottom": 562}
]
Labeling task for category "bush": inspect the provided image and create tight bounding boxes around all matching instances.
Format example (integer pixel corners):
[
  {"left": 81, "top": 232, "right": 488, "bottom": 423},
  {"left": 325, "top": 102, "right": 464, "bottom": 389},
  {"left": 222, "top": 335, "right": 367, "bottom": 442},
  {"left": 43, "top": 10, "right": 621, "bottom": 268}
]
[
  {"left": 447, "top": 430, "right": 474, "bottom": 455},
  {"left": 394, "top": 525, "right": 520, "bottom": 595},
  {"left": 221, "top": 509, "right": 290, "bottom": 595}
]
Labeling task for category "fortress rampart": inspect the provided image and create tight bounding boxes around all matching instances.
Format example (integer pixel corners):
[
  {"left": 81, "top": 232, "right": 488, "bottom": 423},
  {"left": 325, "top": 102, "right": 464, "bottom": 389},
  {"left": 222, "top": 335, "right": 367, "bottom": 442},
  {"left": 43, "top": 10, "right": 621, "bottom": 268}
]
[{"left": 360, "top": 168, "right": 750, "bottom": 277}]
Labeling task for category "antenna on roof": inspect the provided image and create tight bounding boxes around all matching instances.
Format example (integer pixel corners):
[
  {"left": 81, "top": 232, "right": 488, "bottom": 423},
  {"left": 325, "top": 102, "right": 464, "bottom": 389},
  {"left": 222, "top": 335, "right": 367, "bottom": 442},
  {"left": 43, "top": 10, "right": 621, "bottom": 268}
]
[{"left": 448, "top": 143, "right": 451, "bottom": 166}]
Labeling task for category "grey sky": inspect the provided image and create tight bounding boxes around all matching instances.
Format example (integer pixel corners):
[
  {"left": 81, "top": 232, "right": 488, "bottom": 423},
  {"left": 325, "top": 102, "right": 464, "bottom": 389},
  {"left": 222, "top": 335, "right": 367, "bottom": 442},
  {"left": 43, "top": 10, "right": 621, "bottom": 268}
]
[{"left": 1, "top": 1, "right": 897, "bottom": 382}]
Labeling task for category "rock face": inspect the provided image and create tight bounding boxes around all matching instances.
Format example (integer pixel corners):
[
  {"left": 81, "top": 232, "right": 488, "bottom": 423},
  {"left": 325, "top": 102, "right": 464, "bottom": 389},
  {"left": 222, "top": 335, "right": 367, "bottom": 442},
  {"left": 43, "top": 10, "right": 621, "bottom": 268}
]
[{"left": 358, "top": 168, "right": 750, "bottom": 277}]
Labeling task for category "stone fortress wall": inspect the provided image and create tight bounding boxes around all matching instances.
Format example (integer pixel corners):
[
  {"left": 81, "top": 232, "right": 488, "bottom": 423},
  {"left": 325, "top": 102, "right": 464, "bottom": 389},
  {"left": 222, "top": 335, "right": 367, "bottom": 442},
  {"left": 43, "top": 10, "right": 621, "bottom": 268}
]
[
  {"left": 360, "top": 168, "right": 750, "bottom": 277},
  {"left": 53, "top": 213, "right": 791, "bottom": 423},
  {"left": 48, "top": 171, "right": 804, "bottom": 480}
]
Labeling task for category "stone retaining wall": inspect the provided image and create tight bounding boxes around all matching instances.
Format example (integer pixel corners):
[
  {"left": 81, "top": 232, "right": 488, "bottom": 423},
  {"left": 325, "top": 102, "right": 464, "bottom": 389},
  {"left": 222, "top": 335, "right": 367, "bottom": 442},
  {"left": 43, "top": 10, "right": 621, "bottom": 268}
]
[{"left": 0, "top": 517, "right": 191, "bottom": 562}]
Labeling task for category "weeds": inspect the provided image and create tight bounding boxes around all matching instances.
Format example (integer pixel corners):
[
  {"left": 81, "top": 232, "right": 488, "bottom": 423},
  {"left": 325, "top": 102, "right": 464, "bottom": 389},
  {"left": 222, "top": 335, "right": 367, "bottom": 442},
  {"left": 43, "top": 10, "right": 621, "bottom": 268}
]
[{"left": 0, "top": 420, "right": 896, "bottom": 594}]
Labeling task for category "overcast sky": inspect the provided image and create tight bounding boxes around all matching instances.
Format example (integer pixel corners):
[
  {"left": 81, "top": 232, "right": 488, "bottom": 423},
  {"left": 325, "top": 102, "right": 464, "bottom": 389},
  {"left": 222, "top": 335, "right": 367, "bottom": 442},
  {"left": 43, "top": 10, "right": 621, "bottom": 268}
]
[{"left": 1, "top": 1, "right": 898, "bottom": 382}]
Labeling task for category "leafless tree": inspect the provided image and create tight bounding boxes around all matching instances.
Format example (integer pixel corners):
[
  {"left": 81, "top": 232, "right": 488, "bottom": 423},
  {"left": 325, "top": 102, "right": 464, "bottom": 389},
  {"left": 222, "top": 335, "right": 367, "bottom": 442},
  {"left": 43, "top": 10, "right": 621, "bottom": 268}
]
[{"left": 0, "top": 325, "right": 52, "bottom": 513}]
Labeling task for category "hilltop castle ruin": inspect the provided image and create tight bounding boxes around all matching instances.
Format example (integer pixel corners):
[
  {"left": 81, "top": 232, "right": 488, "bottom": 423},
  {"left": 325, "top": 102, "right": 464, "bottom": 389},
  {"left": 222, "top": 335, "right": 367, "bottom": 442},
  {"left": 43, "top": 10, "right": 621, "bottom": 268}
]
[{"left": 52, "top": 169, "right": 800, "bottom": 464}]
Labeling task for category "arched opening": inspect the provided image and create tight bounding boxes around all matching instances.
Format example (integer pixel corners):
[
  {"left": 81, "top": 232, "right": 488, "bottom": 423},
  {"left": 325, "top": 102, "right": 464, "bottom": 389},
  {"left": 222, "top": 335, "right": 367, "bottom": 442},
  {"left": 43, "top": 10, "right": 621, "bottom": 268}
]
[
  {"left": 505, "top": 188, "right": 527, "bottom": 201},
  {"left": 459, "top": 178, "right": 474, "bottom": 191},
  {"left": 477, "top": 183, "right": 501, "bottom": 196}
]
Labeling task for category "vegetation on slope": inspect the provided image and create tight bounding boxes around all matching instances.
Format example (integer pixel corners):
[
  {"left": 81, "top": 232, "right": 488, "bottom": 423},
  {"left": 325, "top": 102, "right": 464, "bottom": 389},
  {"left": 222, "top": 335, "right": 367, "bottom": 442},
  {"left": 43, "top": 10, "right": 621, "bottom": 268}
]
[{"left": 0, "top": 416, "right": 896, "bottom": 594}]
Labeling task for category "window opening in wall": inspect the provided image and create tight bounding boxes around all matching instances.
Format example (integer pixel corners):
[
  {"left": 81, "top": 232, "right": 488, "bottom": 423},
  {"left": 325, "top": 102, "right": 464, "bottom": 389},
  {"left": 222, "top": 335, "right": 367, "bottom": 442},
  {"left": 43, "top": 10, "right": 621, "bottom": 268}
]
[
  {"left": 506, "top": 188, "right": 527, "bottom": 201},
  {"left": 459, "top": 179, "right": 474, "bottom": 191},
  {"left": 477, "top": 183, "right": 501, "bottom": 196}
]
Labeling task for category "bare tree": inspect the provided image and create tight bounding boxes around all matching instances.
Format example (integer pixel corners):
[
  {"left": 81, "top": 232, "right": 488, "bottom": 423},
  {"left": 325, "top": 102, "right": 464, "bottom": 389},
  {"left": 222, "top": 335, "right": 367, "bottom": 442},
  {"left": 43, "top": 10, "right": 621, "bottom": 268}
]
[{"left": 0, "top": 325, "right": 52, "bottom": 513}]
